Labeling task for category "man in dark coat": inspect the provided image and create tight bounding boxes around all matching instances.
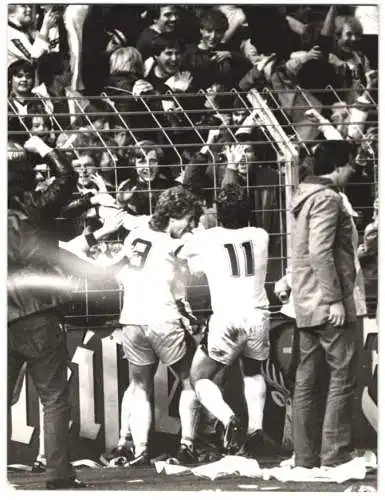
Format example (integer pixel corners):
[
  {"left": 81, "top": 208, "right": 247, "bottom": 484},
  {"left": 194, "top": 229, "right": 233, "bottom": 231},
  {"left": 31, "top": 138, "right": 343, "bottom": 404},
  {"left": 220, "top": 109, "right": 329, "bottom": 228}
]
[{"left": 7, "top": 136, "right": 87, "bottom": 489}]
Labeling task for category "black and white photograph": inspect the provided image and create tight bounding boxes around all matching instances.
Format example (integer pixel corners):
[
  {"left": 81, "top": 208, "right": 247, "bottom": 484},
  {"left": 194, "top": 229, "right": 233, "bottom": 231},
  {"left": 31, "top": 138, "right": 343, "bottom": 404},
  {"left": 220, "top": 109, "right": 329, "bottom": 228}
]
[{"left": 6, "top": 2, "right": 378, "bottom": 492}]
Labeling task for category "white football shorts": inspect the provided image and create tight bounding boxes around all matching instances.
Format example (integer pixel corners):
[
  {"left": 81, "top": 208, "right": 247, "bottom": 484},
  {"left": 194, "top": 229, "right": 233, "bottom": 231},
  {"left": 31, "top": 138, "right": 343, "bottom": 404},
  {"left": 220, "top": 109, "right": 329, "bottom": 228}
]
[
  {"left": 121, "top": 320, "right": 188, "bottom": 366},
  {"left": 206, "top": 308, "right": 270, "bottom": 365}
]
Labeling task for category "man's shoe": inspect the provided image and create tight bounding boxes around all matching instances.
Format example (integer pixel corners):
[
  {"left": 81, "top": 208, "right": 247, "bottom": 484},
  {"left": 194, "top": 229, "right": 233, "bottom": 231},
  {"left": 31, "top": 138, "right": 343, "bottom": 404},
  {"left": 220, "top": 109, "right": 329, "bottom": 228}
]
[
  {"left": 242, "top": 429, "right": 264, "bottom": 458},
  {"left": 31, "top": 459, "right": 46, "bottom": 473},
  {"left": 223, "top": 415, "right": 245, "bottom": 455},
  {"left": 46, "top": 478, "right": 88, "bottom": 489},
  {"left": 100, "top": 445, "right": 135, "bottom": 467},
  {"left": 129, "top": 449, "right": 150, "bottom": 467},
  {"left": 176, "top": 443, "right": 198, "bottom": 465}
]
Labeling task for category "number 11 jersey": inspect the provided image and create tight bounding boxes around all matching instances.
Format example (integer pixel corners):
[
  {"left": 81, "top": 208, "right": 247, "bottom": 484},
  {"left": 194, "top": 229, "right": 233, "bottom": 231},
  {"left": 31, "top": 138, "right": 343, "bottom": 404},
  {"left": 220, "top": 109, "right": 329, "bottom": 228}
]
[{"left": 181, "top": 226, "right": 269, "bottom": 313}]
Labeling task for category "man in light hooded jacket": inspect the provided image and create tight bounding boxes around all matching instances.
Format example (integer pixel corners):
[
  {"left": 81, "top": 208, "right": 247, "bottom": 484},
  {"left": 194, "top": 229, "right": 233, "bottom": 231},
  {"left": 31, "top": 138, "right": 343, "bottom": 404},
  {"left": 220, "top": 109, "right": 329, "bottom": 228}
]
[{"left": 290, "top": 140, "right": 358, "bottom": 469}]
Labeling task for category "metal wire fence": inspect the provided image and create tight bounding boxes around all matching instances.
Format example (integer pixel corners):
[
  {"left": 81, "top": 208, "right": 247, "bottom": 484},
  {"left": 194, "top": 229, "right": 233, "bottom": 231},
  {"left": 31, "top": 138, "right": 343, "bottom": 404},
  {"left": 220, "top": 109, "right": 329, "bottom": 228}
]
[{"left": 8, "top": 85, "right": 378, "bottom": 324}]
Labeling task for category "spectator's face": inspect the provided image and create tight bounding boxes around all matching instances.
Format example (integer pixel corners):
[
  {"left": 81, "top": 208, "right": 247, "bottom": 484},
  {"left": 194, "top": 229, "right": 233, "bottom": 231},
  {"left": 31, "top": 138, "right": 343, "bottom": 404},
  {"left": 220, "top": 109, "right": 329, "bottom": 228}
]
[
  {"left": 155, "top": 6, "right": 179, "bottom": 33},
  {"left": 114, "top": 127, "right": 129, "bottom": 148},
  {"left": 31, "top": 116, "right": 50, "bottom": 142},
  {"left": 156, "top": 47, "right": 181, "bottom": 75},
  {"left": 135, "top": 150, "right": 159, "bottom": 182},
  {"left": 169, "top": 212, "right": 196, "bottom": 238},
  {"left": 232, "top": 109, "right": 248, "bottom": 126},
  {"left": 10, "top": 69, "right": 33, "bottom": 96},
  {"left": 338, "top": 24, "right": 361, "bottom": 53},
  {"left": 9, "top": 5, "right": 33, "bottom": 27},
  {"left": 200, "top": 26, "right": 225, "bottom": 50},
  {"left": 73, "top": 155, "right": 97, "bottom": 188}
]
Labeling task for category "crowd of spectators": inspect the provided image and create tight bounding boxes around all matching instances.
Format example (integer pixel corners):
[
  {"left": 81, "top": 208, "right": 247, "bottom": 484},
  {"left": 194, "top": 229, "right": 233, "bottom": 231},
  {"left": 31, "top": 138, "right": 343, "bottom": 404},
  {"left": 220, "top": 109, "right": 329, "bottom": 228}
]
[
  {"left": 8, "top": 3, "right": 378, "bottom": 318},
  {"left": 8, "top": 3, "right": 379, "bottom": 475}
]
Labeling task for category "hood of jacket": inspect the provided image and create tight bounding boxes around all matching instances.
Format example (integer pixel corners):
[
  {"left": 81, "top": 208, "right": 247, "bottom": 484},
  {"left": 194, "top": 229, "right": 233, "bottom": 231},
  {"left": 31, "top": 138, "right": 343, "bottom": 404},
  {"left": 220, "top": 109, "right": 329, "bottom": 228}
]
[{"left": 291, "top": 176, "right": 339, "bottom": 217}]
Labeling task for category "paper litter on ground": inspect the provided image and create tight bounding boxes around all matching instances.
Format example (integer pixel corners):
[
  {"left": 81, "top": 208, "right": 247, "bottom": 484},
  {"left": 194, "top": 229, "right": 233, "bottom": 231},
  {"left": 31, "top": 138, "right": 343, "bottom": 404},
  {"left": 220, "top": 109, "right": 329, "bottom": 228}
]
[{"left": 154, "top": 450, "right": 377, "bottom": 484}]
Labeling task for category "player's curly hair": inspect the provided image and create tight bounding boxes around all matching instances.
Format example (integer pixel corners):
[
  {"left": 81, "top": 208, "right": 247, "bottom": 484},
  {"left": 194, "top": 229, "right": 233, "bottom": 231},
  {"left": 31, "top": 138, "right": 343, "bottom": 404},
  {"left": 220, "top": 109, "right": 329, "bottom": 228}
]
[
  {"left": 150, "top": 185, "right": 203, "bottom": 231},
  {"left": 216, "top": 183, "right": 251, "bottom": 229}
]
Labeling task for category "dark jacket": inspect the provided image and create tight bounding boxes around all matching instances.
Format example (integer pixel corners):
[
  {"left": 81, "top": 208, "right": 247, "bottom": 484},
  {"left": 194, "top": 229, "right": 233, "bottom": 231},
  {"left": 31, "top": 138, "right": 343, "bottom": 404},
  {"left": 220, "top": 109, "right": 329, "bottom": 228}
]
[
  {"left": 291, "top": 177, "right": 356, "bottom": 328},
  {"left": 8, "top": 150, "right": 77, "bottom": 323}
]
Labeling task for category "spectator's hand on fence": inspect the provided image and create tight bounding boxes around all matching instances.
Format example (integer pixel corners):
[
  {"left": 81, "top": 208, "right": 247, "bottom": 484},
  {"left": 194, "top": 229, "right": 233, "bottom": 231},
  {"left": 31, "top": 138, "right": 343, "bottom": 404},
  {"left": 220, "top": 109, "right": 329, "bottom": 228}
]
[
  {"left": 211, "top": 51, "right": 231, "bottom": 63},
  {"left": 304, "top": 108, "right": 327, "bottom": 125},
  {"left": 132, "top": 79, "right": 155, "bottom": 97},
  {"left": 224, "top": 144, "right": 246, "bottom": 171},
  {"left": 328, "top": 301, "right": 346, "bottom": 327},
  {"left": 24, "top": 136, "right": 53, "bottom": 158},
  {"left": 207, "top": 128, "right": 222, "bottom": 145}
]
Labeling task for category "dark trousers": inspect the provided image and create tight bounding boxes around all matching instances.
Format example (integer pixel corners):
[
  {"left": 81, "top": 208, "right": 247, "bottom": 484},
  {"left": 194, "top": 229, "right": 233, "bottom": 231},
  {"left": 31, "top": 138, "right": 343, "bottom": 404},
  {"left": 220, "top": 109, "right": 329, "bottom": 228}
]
[
  {"left": 293, "top": 322, "right": 358, "bottom": 467},
  {"left": 8, "top": 310, "right": 74, "bottom": 481}
]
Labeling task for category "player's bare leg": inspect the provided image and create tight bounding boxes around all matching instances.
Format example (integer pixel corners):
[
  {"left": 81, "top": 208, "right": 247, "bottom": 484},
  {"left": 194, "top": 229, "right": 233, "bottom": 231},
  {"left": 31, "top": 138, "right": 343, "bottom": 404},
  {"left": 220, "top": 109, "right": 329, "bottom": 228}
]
[
  {"left": 190, "top": 346, "right": 245, "bottom": 454},
  {"left": 118, "top": 383, "right": 134, "bottom": 448},
  {"left": 171, "top": 346, "right": 200, "bottom": 464},
  {"left": 241, "top": 356, "right": 266, "bottom": 457},
  {"left": 128, "top": 362, "right": 155, "bottom": 465}
]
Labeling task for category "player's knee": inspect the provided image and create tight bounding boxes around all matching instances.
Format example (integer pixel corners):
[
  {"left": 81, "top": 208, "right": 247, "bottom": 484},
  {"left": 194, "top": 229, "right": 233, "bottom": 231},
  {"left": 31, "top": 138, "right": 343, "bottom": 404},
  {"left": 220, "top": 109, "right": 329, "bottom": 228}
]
[{"left": 130, "top": 363, "right": 155, "bottom": 393}]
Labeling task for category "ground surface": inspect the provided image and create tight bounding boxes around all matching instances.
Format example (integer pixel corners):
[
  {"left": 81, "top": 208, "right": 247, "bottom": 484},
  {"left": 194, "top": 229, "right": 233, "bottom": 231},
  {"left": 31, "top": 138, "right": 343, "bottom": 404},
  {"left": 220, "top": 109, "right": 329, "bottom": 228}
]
[{"left": 7, "top": 458, "right": 377, "bottom": 492}]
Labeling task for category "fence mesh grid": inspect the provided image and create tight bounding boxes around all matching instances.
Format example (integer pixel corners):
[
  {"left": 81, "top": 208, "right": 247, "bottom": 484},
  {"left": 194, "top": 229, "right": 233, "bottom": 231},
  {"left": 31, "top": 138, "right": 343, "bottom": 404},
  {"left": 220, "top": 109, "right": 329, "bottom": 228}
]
[{"left": 8, "top": 85, "right": 378, "bottom": 324}]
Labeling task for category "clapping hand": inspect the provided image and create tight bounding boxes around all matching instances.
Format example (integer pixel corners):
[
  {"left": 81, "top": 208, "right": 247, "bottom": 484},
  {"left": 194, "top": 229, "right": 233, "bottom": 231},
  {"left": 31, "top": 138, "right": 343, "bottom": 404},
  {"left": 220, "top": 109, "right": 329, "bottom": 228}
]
[
  {"left": 89, "top": 172, "right": 108, "bottom": 192},
  {"left": 41, "top": 6, "right": 61, "bottom": 31},
  {"left": 166, "top": 71, "right": 193, "bottom": 92}
]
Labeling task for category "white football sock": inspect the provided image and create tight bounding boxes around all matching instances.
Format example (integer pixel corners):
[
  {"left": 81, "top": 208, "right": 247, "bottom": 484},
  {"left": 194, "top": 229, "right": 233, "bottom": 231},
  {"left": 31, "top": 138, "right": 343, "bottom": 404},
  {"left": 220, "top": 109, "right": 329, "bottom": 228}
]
[
  {"left": 37, "top": 400, "right": 45, "bottom": 461},
  {"left": 129, "top": 385, "right": 151, "bottom": 455},
  {"left": 179, "top": 387, "right": 200, "bottom": 447},
  {"left": 118, "top": 384, "right": 133, "bottom": 447},
  {"left": 195, "top": 378, "right": 234, "bottom": 427},
  {"left": 244, "top": 374, "right": 266, "bottom": 435}
]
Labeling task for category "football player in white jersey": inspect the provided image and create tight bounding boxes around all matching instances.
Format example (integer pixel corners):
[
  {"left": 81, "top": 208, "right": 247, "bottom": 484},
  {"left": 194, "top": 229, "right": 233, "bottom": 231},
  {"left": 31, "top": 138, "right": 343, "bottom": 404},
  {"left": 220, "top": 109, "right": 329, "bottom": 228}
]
[
  {"left": 179, "top": 183, "right": 270, "bottom": 456},
  {"left": 112, "top": 185, "right": 203, "bottom": 465}
]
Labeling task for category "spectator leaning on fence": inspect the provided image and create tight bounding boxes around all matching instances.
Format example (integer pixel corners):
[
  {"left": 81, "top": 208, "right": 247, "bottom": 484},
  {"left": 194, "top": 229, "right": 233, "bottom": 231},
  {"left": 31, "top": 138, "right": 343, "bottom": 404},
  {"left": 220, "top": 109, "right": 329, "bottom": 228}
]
[{"left": 116, "top": 140, "right": 178, "bottom": 216}]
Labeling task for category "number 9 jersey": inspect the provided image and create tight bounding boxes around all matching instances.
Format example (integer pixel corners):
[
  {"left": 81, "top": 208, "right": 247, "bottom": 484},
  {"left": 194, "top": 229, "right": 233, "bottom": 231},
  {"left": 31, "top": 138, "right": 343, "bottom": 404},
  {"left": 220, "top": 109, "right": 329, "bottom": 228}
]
[{"left": 118, "top": 222, "right": 184, "bottom": 325}]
